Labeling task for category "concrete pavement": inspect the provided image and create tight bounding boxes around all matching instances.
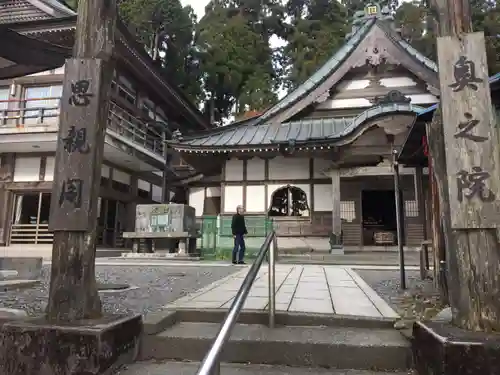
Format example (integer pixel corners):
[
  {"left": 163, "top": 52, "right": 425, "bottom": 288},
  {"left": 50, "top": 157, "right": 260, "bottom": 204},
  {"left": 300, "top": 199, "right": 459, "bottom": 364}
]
[{"left": 164, "top": 264, "right": 399, "bottom": 318}]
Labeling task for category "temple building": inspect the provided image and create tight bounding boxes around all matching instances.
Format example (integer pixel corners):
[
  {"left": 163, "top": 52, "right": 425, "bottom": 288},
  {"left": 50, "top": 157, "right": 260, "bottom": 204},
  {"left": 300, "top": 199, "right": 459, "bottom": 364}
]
[
  {"left": 168, "top": 4, "right": 442, "bottom": 252},
  {"left": 0, "top": 0, "right": 211, "bottom": 248}
]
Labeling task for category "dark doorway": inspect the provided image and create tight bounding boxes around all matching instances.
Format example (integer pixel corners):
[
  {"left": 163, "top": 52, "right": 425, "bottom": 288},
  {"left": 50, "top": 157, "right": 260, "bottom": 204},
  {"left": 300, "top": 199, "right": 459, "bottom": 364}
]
[{"left": 361, "top": 190, "right": 402, "bottom": 246}]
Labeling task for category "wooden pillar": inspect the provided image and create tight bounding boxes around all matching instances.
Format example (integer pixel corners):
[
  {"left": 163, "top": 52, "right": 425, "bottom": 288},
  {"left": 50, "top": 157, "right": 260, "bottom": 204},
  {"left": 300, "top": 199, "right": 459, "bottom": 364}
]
[
  {"left": 415, "top": 166, "right": 428, "bottom": 241},
  {"left": 0, "top": 154, "right": 14, "bottom": 246},
  {"left": 46, "top": 0, "right": 117, "bottom": 321},
  {"left": 329, "top": 168, "right": 343, "bottom": 254},
  {"left": 393, "top": 153, "right": 406, "bottom": 289},
  {"left": 433, "top": 0, "right": 500, "bottom": 331}
]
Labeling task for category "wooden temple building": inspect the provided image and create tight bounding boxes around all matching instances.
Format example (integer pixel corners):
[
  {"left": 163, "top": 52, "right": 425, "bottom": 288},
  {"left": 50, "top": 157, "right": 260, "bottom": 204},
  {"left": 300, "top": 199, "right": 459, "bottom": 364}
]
[
  {"left": 168, "top": 4, "right": 446, "bottom": 252},
  {"left": 0, "top": 0, "right": 211, "bottom": 248}
]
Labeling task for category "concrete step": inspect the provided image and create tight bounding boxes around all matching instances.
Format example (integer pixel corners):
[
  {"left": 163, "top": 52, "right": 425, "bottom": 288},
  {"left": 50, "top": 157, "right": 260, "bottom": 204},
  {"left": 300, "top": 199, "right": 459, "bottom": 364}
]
[
  {"left": 116, "top": 361, "right": 414, "bottom": 375},
  {"left": 277, "top": 252, "right": 431, "bottom": 266},
  {"left": 140, "top": 321, "right": 412, "bottom": 371}
]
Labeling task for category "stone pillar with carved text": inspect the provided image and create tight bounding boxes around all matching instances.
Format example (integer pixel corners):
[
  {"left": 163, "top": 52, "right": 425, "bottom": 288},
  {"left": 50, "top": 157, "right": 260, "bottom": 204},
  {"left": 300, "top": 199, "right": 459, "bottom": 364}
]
[
  {"left": 329, "top": 168, "right": 343, "bottom": 255},
  {"left": 435, "top": 32, "right": 500, "bottom": 331}
]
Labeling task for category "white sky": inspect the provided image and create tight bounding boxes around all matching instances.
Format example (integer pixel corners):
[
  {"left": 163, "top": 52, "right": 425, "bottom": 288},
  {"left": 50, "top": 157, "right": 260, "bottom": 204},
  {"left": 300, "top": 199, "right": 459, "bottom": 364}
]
[{"left": 181, "top": 0, "right": 208, "bottom": 20}]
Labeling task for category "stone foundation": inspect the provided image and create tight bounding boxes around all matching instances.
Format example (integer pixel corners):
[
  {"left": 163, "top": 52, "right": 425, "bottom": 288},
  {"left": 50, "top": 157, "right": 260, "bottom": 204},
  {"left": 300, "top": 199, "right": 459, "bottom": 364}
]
[
  {"left": 0, "top": 314, "right": 142, "bottom": 375},
  {"left": 412, "top": 321, "right": 500, "bottom": 375}
]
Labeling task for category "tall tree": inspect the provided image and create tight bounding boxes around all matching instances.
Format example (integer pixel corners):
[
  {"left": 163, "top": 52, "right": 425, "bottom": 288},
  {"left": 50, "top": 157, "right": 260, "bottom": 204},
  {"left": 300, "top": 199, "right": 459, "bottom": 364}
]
[
  {"left": 281, "top": 0, "right": 348, "bottom": 89},
  {"left": 119, "top": 0, "right": 202, "bottom": 101},
  {"left": 194, "top": 0, "right": 282, "bottom": 123}
]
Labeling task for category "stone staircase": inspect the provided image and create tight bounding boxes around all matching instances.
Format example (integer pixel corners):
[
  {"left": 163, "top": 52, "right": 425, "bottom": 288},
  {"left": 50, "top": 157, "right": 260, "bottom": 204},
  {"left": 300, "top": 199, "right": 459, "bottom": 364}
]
[{"left": 115, "top": 309, "right": 414, "bottom": 375}]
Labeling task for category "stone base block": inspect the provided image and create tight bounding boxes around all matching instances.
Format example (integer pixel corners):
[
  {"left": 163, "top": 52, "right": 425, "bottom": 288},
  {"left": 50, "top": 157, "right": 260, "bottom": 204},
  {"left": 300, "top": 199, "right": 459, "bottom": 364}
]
[
  {"left": 121, "top": 252, "right": 201, "bottom": 261},
  {"left": 0, "top": 313, "right": 142, "bottom": 375},
  {"left": 0, "top": 257, "right": 42, "bottom": 280},
  {"left": 412, "top": 320, "right": 500, "bottom": 375}
]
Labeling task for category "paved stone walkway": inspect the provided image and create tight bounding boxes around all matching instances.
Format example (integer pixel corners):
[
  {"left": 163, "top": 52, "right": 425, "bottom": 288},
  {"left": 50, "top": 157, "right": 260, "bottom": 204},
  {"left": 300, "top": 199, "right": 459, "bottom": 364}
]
[{"left": 164, "top": 265, "right": 399, "bottom": 318}]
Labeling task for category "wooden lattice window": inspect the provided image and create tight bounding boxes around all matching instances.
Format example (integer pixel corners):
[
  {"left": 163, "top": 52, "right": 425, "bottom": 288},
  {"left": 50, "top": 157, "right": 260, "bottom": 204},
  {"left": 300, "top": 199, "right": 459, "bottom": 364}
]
[{"left": 340, "top": 201, "right": 356, "bottom": 222}]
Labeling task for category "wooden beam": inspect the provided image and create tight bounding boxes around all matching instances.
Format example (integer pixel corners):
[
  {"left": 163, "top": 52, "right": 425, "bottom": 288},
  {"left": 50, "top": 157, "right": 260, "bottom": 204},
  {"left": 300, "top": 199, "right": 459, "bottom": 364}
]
[
  {"left": 433, "top": 0, "right": 500, "bottom": 331},
  {"left": 46, "top": 0, "right": 117, "bottom": 321}
]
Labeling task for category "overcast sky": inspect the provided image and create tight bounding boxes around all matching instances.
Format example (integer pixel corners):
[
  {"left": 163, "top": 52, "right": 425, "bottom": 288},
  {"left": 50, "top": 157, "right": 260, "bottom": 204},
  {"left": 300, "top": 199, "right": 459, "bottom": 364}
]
[{"left": 181, "top": 0, "right": 208, "bottom": 19}]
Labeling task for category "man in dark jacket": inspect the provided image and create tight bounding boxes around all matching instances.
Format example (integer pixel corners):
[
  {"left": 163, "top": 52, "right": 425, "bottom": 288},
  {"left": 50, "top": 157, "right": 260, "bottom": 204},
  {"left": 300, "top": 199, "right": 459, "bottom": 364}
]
[{"left": 231, "top": 205, "right": 247, "bottom": 264}]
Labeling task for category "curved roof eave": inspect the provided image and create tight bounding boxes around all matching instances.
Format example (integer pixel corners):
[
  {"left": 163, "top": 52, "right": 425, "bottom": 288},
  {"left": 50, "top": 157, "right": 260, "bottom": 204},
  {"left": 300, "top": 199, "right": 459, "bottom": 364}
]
[{"left": 168, "top": 103, "right": 426, "bottom": 153}]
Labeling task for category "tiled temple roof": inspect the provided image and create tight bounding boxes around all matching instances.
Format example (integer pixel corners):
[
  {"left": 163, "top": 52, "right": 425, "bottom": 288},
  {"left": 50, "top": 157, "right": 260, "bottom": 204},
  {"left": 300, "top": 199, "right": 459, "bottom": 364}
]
[{"left": 168, "top": 103, "right": 426, "bottom": 152}]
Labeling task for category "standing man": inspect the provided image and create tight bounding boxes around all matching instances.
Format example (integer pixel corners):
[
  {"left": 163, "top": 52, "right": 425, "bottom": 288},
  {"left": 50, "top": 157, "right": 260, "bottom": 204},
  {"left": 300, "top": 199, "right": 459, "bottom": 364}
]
[{"left": 231, "top": 205, "right": 247, "bottom": 265}]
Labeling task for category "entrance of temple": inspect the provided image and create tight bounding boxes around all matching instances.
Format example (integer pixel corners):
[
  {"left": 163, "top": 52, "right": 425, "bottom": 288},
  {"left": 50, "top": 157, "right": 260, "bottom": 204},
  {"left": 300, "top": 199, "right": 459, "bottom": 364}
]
[
  {"left": 361, "top": 190, "right": 402, "bottom": 246},
  {"left": 97, "top": 198, "right": 127, "bottom": 248},
  {"left": 9, "top": 192, "right": 52, "bottom": 244}
]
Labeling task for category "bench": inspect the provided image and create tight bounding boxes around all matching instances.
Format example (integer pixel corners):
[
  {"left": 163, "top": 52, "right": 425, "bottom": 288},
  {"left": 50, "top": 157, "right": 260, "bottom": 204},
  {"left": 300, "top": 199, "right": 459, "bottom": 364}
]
[{"left": 122, "top": 231, "right": 199, "bottom": 255}]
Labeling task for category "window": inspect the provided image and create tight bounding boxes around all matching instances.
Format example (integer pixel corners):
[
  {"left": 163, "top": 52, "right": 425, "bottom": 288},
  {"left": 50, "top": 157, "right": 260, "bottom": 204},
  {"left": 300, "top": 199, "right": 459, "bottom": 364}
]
[
  {"left": 268, "top": 186, "right": 310, "bottom": 217},
  {"left": 23, "top": 85, "right": 62, "bottom": 124},
  {"left": 0, "top": 87, "right": 9, "bottom": 122}
]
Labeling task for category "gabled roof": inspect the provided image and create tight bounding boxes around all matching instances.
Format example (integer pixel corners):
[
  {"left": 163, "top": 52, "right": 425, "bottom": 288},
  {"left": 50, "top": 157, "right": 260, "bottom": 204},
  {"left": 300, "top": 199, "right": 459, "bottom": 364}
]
[
  {"left": 168, "top": 103, "right": 426, "bottom": 152},
  {"left": 0, "top": 25, "right": 68, "bottom": 78},
  {"left": 254, "top": 15, "right": 438, "bottom": 126},
  {"left": 0, "top": 0, "right": 75, "bottom": 24}
]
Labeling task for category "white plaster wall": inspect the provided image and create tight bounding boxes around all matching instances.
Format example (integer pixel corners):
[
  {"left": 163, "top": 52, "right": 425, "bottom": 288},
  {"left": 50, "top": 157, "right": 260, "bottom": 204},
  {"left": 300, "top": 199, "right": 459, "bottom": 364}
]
[
  {"left": 151, "top": 185, "right": 162, "bottom": 202},
  {"left": 379, "top": 77, "right": 417, "bottom": 87},
  {"left": 225, "top": 159, "right": 243, "bottom": 181},
  {"left": 338, "top": 79, "right": 371, "bottom": 91},
  {"left": 318, "top": 98, "right": 372, "bottom": 109},
  {"left": 313, "top": 158, "right": 331, "bottom": 179},
  {"left": 313, "top": 184, "right": 333, "bottom": 211},
  {"left": 113, "top": 170, "right": 131, "bottom": 185},
  {"left": 13, "top": 157, "right": 40, "bottom": 182},
  {"left": 268, "top": 156, "right": 309, "bottom": 180},
  {"left": 206, "top": 187, "right": 221, "bottom": 197},
  {"left": 224, "top": 185, "right": 243, "bottom": 213},
  {"left": 44, "top": 157, "right": 56, "bottom": 181},
  {"left": 138, "top": 179, "right": 150, "bottom": 192},
  {"left": 407, "top": 94, "right": 439, "bottom": 105},
  {"left": 246, "top": 158, "right": 265, "bottom": 180},
  {"left": 102, "top": 165, "right": 111, "bottom": 178},
  {"left": 189, "top": 187, "right": 205, "bottom": 216},
  {"left": 246, "top": 185, "right": 266, "bottom": 213}
]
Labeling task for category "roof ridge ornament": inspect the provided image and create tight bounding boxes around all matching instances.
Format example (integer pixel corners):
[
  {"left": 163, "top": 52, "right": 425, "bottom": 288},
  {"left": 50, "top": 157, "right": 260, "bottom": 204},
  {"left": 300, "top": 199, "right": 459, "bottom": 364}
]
[{"left": 346, "top": 3, "right": 396, "bottom": 39}]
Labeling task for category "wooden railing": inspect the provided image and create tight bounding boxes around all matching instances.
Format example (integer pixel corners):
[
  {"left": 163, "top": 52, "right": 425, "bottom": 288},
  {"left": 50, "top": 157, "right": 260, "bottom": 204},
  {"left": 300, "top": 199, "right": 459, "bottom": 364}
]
[
  {"left": 0, "top": 97, "right": 165, "bottom": 157},
  {"left": 107, "top": 101, "right": 164, "bottom": 156},
  {"left": 10, "top": 223, "right": 53, "bottom": 244},
  {"left": 0, "top": 97, "right": 61, "bottom": 127}
]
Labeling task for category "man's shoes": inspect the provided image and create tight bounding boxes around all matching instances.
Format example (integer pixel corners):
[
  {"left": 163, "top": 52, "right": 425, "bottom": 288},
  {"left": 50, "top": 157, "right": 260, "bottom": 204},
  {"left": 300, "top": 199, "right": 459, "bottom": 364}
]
[
  {"left": 232, "top": 261, "right": 237, "bottom": 265},
  {"left": 238, "top": 261, "right": 246, "bottom": 264}
]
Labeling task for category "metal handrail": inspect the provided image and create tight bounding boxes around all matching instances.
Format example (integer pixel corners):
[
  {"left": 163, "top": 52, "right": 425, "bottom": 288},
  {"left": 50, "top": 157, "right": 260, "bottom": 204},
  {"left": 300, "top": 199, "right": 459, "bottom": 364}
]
[{"left": 196, "top": 230, "right": 277, "bottom": 375}]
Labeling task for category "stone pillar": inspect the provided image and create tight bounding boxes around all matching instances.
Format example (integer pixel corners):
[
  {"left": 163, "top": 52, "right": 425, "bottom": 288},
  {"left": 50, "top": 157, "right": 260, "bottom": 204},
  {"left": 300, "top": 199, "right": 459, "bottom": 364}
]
[{"left": 329, "top": 168, "right": 343, "bottom": 255}]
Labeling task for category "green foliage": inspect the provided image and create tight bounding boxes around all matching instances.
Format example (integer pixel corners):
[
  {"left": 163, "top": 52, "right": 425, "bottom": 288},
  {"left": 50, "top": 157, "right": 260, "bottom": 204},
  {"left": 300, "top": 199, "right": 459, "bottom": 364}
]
[
  {"left": 61, "top": 0, "right": 500, "bottom": 121},
  {"left": 119, "top": 0, "right": 202, "bottom": 101},
  {"left": 282, "top": 0, "right": 348, "bottom": 89}
]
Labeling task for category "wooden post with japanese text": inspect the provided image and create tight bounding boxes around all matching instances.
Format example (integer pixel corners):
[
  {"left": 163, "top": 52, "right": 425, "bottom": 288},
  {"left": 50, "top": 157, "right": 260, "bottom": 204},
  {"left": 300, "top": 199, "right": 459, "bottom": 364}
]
[
  {"left": 46, "top": 0, "right": 117, "bottom": 321},
  {"left": 433, "top": 0, "right": 500, "bottom": 331}
]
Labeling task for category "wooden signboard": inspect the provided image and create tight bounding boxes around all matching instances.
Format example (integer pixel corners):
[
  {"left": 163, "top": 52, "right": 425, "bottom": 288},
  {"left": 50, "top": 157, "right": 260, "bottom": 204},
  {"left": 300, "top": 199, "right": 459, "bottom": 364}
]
[
  {"left": 49, "top": 58, "right": 105, "bottom": 231},
  {"left": 437, "top": 32, "right": 500, "bottom": 229}
]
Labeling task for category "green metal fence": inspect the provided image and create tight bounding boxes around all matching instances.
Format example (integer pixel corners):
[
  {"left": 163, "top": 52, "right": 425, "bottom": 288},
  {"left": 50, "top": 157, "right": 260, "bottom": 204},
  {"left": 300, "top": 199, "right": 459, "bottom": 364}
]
[{"left": 196, "top": 215, "right": 273, "bottom": 260}]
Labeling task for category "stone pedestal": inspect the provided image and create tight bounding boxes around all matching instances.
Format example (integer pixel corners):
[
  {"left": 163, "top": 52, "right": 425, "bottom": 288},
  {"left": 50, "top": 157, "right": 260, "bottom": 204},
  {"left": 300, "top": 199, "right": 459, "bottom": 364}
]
[
  {"left": 412, "top": 321, "right": 500, "bottom": 375},
  {"left": 0, "top": 314, "right": 142, "bottom": 375}
]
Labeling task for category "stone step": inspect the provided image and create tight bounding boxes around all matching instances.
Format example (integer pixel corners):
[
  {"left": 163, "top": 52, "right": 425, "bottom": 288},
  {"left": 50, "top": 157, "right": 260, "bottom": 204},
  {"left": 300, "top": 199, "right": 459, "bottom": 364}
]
[
  {"left": 116, "top": 361, "right": 414, "bottom": 375},
  {"left": 140, "top": 322, "right": 412, "bottom": 371}
]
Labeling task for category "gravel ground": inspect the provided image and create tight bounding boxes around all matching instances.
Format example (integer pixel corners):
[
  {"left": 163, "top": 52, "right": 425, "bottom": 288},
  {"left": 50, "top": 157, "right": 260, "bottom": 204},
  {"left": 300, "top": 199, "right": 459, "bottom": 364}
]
[
  {"left": 0, "top": 265, "right": 238, "bottom": 316},
  {"left": 354, "top": 269, "right": 445, "bottom": 320}
]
